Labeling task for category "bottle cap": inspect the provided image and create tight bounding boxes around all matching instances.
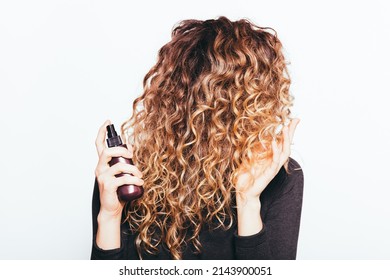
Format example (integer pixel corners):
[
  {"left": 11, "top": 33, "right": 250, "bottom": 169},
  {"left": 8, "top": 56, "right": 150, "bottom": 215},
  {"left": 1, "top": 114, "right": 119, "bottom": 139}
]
[{"left": 106, "top": 124, "right": 123, "bottom": 147}]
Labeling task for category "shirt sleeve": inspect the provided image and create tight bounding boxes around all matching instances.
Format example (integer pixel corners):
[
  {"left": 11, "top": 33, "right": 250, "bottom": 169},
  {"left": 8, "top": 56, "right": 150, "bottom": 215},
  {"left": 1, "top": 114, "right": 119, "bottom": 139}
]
[
  {"left": 91, "top": 235, "right": 126, "bottom": 260},
  {"left": 234, "top": 158, "right": 304, "bottom": 260}
]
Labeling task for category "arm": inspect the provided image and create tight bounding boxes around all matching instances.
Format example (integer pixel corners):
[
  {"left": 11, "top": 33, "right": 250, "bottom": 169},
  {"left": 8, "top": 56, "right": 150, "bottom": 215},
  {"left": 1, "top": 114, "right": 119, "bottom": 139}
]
[
  {"left": 234, "top": 119, "right": 301, "bottom": 259},
  {"left": 91, "top": 120, "right": 144, "bottom": 260},
  {"left": 91, "top": 177, "right": 126, "bottom": 260},
  {"left": 234, "top": 162, "right": 304, "bottom": 259}
]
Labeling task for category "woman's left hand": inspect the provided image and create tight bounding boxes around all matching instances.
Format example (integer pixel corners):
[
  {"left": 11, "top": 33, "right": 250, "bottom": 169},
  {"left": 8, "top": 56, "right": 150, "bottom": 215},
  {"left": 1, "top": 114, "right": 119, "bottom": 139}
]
[{"left": 236, "top": 118, "right": 300, "bottom": 201}]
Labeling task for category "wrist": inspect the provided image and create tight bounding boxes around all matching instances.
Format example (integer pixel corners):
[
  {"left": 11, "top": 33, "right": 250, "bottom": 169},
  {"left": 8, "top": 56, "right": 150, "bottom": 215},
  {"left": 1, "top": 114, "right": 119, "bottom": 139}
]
[
  {"left": 96, "top": 211, "right": 122, "bottom": 250},
  {"left": 97, "top": 210, "right": 122, "bottom": 225},
  {"left": 236, "top": 193, "right": 262, "bottom": 236},
  {"left": 236, "top": 197, "right": 261, "bottom": 214},
  {"left": 236, "top": 192, "right": 261, "bottom": 208}
]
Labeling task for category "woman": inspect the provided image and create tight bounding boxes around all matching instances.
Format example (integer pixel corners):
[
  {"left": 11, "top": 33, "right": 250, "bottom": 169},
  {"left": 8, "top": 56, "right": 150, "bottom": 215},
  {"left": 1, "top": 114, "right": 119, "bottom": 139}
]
[{"left": 91, "top": 16, "right": 303, "bottom": 260}]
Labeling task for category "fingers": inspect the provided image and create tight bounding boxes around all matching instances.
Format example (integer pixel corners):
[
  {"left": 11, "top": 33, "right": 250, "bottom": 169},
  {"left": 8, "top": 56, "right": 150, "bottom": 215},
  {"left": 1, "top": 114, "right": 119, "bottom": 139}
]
[
  {"left": 96, "top": 160, "right": 144, "bottom": 193},
  {"left": 95, "top": 146, "right": 134, "bottom": 177},
  {"left": 114, "top": 175, "right": 144, "bottom": 189},
  {"left": 95, "top": 120, "right": 111, "bottom": 156},
  {"left": 127, "top": 143, "right": 134, "bottom": 155},
  {"left": 242, "top": 119, "right": 300, "bottom": 196},
  {"left": 97, "top": 173, "right": 144, "bottom": 193},
  {"left": 288, "top": 118, "right": 300, "bottom": 142},
  {"left": 108, "top": 162, "right": 143, "bottom": 179},
  {"left": 281, "top": 126, "right": 291, "bottom": 162},
  {"left": 100, "top": 146, "right": 133, "bottom": 162},
  {"left": 271, "top": 139, "right": 282, "bottom": 171},
  {"left": 279, "top": 118, "right": 300, "bottom": 166}
]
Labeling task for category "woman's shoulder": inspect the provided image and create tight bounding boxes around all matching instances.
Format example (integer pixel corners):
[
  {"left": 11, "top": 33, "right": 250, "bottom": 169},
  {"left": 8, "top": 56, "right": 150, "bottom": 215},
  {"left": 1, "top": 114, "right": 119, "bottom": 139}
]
[
  {"left": 285, "top": 158, "right": 304, "bottom": 183},
  {"left": 283, "top": 157, "right": 304, "bottom": 195},
  {"left": 261, "top": 157, "right": 304, "bottom": 203}
]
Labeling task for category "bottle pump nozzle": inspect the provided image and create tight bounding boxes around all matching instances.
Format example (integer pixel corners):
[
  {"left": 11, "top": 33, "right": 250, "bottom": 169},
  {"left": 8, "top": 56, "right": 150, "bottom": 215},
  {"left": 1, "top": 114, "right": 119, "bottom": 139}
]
[{"left": 106, "top": 124, "right": 123, "bottom": 148}]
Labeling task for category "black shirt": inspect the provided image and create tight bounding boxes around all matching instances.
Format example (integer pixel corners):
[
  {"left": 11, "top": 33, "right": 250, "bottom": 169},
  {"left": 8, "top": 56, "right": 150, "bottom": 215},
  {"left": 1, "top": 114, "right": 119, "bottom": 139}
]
[{"left": 91, "top": 158, "right": 304, "bottom": 260}]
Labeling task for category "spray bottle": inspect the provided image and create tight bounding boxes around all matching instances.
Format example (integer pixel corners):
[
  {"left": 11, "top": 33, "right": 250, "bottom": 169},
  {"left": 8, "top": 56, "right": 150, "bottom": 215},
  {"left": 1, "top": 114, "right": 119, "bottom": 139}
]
[{"left": 106, "top": 124, "right": 144, "bottom": 202}]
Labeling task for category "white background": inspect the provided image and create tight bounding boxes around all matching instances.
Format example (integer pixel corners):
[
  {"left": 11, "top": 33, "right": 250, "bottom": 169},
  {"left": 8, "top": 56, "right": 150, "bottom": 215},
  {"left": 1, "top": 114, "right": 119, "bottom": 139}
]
[{"left": 0, "top": 0, "right": 389, "bottom": 259}]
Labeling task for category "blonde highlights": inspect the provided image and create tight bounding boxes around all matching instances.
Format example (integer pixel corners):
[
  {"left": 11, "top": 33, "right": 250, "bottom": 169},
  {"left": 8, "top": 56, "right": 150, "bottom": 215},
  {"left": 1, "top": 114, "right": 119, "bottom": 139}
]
[{"left": 121, "top": 17, "right": 293, "bottom": 259}]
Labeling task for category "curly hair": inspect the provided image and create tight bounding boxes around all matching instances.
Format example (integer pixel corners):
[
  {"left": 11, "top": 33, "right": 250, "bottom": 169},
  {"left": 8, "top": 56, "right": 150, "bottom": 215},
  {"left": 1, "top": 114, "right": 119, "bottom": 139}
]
[{"left": 120, "top": 16, "right": 293, "bottom": 259}]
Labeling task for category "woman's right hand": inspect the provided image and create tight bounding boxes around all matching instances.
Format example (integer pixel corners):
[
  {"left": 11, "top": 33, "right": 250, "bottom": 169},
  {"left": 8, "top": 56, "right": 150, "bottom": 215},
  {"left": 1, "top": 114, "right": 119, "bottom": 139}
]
[{"left": 94, "top": 120, "right": 144, "bottom": 220}]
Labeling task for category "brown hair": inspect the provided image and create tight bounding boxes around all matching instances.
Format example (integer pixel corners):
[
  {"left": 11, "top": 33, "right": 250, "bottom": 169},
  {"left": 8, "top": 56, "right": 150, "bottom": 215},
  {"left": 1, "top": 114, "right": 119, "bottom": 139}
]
[{"left": 121, "top": 16, "right": 292, "bottom": 259}]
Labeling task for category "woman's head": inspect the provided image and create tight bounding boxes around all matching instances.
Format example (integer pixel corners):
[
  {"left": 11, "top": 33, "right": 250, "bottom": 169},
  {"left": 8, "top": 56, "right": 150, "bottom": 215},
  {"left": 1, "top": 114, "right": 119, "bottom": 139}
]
[{"left": 121, "top": 16, "right": 292, "bottom": 259}]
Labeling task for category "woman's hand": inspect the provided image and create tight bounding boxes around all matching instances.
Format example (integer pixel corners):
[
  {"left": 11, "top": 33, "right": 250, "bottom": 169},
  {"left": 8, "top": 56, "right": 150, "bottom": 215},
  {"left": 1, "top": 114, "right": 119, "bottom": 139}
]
[
  {"left": 94, "top": 120, "right": 144, "bottom": 250},
  {"left": 94, "top": 120, "right": 144, "bottom": 220},
  {"left": 235, "top": 118, "right": 299, "bottom": 236},
  {"left": 236, "top": 118, "right": 300, "bottom": 201}
]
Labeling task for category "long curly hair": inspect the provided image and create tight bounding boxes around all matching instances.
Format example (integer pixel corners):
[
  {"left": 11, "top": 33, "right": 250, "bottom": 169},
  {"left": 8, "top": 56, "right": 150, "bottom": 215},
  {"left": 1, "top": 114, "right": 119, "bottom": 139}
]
[{"left": 120, "top": 16, "right": 293, "bottom": 259}]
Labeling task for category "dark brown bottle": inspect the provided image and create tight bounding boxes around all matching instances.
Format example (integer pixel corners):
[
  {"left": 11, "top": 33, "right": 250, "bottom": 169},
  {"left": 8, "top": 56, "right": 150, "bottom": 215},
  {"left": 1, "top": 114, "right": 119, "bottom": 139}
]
[{"left": 106, "top": 124, "right": 144, "bottom": 202}]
